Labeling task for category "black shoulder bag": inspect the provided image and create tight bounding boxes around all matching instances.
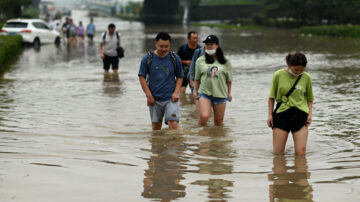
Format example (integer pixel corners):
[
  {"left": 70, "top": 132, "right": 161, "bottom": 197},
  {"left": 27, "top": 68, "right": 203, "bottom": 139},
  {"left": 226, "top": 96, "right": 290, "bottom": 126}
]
[{"left": 273, "top": 74, "right": 303, "bottom": 114}]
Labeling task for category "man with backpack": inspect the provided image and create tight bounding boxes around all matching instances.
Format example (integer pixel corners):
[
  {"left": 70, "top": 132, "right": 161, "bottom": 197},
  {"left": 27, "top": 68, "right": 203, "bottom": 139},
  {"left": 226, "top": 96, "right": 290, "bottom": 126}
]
[
  {"left": 177, "top": 31, "right": 200, "bottom": 94},
  {"left": 138, "top": 32, "right": 184, "bottom": 130},
  {"left": 99, "top": 23, "right": 120, "bottom": 73}
]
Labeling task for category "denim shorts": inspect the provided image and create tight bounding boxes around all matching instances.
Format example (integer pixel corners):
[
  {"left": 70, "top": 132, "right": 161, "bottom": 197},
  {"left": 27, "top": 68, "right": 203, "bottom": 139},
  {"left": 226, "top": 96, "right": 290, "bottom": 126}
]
[
  {"left": 149, "top": 100, "right": 180, "bottom": 124},
  {"left": 198, "top": 93, "right": 229, "bottom": 104}
]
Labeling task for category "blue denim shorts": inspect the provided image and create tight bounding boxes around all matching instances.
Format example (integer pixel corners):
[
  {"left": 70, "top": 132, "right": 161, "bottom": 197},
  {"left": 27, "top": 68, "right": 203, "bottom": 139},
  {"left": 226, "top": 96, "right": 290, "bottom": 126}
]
[{"left": 198, "top": 94, "right": 229, "bottom": 104}]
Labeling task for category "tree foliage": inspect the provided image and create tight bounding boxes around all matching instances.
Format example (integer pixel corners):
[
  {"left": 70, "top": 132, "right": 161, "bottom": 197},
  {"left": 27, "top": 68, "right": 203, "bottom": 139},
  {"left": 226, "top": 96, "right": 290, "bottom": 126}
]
[
  {"left": 263, "top": 0, "right": 360, "bottom": 26},
  {"left": 201, "top": 0, "right": 263, "bottom": 5},
  {"left": 0, "top": 0, "right": 33, "bottom": 22}
]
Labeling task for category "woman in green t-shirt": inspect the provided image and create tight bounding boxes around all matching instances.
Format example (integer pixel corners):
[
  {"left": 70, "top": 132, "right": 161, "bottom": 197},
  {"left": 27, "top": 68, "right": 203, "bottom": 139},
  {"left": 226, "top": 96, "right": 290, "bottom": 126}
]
[
  {"left": 267, "top": 53, "right": 314, "bottom": 155},
  {"left": 193, "top": 35, "right": 233, "bottom": 126}
]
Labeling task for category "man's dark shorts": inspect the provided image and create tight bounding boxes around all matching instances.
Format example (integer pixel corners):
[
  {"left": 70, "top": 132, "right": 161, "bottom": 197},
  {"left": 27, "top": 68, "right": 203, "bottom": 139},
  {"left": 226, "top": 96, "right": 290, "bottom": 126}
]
[
  {"left": 87, "top": 34, "right": 94, "bottom": 40},
  {"left": 181, "top": 66, "right": 190, "bottom": 87},
  {"left": 273, "top": 107, "right": 308, "bottom": 133},
  {"left": 103, "top": 55, "right": 119, "bottom": 70}
]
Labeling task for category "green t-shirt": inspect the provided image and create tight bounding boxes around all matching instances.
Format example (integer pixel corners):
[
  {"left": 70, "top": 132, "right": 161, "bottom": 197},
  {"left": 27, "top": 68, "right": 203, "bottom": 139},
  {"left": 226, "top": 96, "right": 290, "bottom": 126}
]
[
  {"left": 194, "top": 56, "right": 233, "bottom": 98},
  {"left": 269, "top": 69, "right": 314, "bottom": 114}
]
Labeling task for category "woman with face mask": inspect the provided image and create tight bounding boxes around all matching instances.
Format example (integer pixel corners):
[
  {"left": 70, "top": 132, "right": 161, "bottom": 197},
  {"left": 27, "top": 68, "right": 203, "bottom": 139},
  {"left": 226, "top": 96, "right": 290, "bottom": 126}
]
[
  {"left": 193, "top": 35, "right": 233, "bottom": 126},
  {"left": 267, "top": 53, "right": 314, "bottom": 155}
]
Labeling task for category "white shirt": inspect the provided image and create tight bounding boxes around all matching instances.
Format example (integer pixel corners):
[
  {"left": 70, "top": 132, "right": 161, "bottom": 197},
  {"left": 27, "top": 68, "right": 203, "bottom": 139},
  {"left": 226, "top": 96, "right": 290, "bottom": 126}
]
[{"left": 101, "top": 32, "right": 119, "bottom": 57}]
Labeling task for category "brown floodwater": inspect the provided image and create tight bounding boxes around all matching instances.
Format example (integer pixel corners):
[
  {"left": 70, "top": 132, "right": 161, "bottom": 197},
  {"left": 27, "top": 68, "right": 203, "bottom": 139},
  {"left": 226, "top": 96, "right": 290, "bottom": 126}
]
[{"left": 0, "top": 10, "right": 359, "bottom": 202}]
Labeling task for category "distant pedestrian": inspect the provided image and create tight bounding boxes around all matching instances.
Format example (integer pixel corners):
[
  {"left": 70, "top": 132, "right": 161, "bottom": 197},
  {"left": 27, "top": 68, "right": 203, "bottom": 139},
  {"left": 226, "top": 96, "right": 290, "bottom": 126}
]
[
  {"left": 189, "top": 46, "right": 205, "bottom": 105},
  {"left": 55, "top": 21, "right": 61, "bottom": 32},
  {"left": 138, "top": 32, "right": 184, "bottom": 130},
  {"left": 86, "top": 18, "right": 96, "bottom": 42},
  {"left": 61, "top": 17, "right": 70, "bottom": 41},
  {"left": 99, "top": 23, "right": 121, "bottom": 73},
  {"left": 267, "top": 53, "right": 314, "bottom": 155},
  {"left": 193, "top": 35, "right": 233, "bottom": 126},
  {"left": 50, "top": 18, "right": 57, "bottom": 30},
  {"left": 177, "top": 31, "right": 200, "bottom": 94},
  {"left": 77, "top": 21, "right": 84, "bottom": 40},
  {"left": 67, "top": 18, "right": 77, "bottom": 46}
]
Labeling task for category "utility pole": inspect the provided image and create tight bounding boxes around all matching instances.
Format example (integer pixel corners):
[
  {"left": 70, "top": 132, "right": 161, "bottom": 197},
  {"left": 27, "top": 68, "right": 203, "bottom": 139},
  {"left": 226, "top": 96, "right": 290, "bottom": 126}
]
[{"left": 180, "top": 0, "right": 189, "bottom": 25}]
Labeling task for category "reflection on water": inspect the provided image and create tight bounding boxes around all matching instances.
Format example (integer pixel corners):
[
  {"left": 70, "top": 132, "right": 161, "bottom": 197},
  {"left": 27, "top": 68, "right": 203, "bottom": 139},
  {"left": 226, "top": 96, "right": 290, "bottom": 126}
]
[
  {"left": 191, "top": 127, "right": 235, "bottom": 201},
  {"left": 0, "top": 79, "right": 15, "bottom": 132},
  {"left": 65, "top": 43, "right": 78, "bottom": 61},
  {"left": 142, "top": 127, "right": 235, "bottom": 201},
  {"left": 77, "top": 40, "right": 85, "bottom": 58},
  {"left": 142, "top": 131, "right": 186, "bottom": 201},
  {"left": 268, "top": 155, "right": 313, "bottom": 202},
  {"left": 87, "top": 41, "right": 97, "bottom": 59},
  {"left": 192, "top": 179, "right": 233, "bottom": 201},
  {"left": 102, "top": 73, "right": 123, "bottom": 97},
  {"left": 62, "top": 40, "right": 91, "bottom": 61}
]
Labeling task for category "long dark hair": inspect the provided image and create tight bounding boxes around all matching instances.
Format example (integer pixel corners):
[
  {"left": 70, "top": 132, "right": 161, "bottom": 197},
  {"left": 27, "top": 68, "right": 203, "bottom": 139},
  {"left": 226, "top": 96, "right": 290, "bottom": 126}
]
[{"left": 205, "top": 47, "right": 227, "bottom": 64}]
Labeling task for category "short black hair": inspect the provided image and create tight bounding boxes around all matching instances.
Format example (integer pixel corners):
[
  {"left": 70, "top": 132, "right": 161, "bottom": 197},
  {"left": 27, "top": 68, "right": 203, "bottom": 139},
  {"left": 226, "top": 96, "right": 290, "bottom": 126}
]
[
  {"left": 187, "top": 31, "right": 197, "bottom": 39},
  {"left": 108, "top": 23, "right": 115, "bottom": 28},
  {"left": 155, "top": 32, "right": 171, "bottom": 42}
]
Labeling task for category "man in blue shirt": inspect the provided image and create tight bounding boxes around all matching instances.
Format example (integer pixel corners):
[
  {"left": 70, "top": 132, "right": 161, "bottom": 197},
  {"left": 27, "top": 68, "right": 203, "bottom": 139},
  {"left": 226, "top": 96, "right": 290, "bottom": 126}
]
[
  {"left": 138, "top": 32, "right": 184, "bottom": 130},
  {"left": 86, "top": 18, "right": 96, "bottom": 42}
]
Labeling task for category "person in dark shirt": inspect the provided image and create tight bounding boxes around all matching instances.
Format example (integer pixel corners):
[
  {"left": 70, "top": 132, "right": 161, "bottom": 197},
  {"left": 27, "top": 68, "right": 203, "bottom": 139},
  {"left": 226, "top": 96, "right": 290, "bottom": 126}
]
[
  {"left": 61, "top": 17, "right": 70, "bottom": 41},
  {"left": 177, "top": 31, "right": 200, "bottom": 94}
]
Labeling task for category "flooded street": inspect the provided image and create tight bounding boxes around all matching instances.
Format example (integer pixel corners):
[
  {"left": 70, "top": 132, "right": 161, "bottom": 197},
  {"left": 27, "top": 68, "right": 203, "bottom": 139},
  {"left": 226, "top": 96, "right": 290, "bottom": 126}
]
[{"left": 1, "top": 10, "right": 360, "bottom": 201}]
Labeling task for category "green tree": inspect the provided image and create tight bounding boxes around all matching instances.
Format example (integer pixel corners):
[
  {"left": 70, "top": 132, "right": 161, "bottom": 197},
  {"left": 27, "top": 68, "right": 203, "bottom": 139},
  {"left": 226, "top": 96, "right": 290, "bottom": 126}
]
[
  {"left": 0, "top": 0, "right": 32, "bottom": 22},
  {"left": 263, "top": 0, "right": 360, "bottom": 26}
]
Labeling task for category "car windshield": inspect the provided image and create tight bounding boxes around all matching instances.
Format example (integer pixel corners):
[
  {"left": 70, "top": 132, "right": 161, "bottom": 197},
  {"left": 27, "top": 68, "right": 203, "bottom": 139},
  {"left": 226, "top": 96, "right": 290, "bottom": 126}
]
[{"left": 4, "top": 22, "right": 28, "bottom": 28}]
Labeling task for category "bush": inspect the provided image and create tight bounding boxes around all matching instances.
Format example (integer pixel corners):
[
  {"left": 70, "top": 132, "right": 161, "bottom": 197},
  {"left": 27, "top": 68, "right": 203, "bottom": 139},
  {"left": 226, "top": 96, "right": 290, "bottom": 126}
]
[
  {"left": 300, "top": 25, "right": 360, "bottom": 38},
  {"left": 21, "top": 8, "right": 40, "bottom": 19},
  {"left": 0, "top": 35, "right": 22, "bottom": 70}
]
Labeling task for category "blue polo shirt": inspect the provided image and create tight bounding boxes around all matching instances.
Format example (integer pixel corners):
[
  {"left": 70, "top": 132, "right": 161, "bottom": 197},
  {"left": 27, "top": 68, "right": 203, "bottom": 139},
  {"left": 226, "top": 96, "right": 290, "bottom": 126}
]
[{"left": 138, "top": 52, "right": 183, "bottom": 101}]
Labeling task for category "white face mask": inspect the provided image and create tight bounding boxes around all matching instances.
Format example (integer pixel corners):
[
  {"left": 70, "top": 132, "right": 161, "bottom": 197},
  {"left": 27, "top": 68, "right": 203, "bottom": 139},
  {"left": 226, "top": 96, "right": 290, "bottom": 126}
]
[
  {"left": 205, "top": 49, "right": 216, "bottom": 55},
  {"left": 288, "top": 68, "right": 302, "bottom": 77}
]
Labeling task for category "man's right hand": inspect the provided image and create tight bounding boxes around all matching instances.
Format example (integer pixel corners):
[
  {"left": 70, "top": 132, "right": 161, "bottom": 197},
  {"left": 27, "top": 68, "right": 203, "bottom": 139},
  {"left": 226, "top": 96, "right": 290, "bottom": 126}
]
[
  {"left": 147, "top": 94, "right": 155, "bottom": 106},
  {"left": 100, "top": 53, "right": 105, "bottom": 60},
  {"left": 189, "top": 80, "right": 194, "bottom": 88},
  {"left": 193, "top": 92, "right": 198, "bottom": 101}
]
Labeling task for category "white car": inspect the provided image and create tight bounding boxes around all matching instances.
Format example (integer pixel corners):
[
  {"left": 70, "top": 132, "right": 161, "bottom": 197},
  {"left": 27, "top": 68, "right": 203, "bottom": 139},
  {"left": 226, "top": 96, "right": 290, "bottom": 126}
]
[{"left": 0, "top": 19, "right": 61, "bottom": 47}]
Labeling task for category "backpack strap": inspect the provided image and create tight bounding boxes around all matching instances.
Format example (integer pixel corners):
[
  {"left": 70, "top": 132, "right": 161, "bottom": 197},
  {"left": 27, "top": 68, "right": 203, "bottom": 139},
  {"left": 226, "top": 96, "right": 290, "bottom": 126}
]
[
  {"left": 286, "top": 74, "right": 303, "bottom": 97},
  {"left": 115, "top": 32, "right": 120, "bottom": 47},
  {"left": 146, "top": 51, "right": 178, "bottom": 78},
  {"left": 169, "top": 51, "right": 178, "bottom": 73},
  {"left": 102, "top": 31, "right": 107, "bottom": 45},
  {"left": 146, "top": 51, "right": 153, "bottom": 76},
  {"left": 103, "top": 31, "right": 120, "bottom": 46},
  {"left": 274, "top": 74, "right": 303, "bottom": 113}
]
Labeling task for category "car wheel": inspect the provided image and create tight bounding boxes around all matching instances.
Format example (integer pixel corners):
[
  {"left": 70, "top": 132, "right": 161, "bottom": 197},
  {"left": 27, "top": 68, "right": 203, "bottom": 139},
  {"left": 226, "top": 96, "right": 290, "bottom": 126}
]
[
  {"left": 55, "top": 36, "right": 61, "bottom": 46},
  {"left": 33, "top": 38, "right": 41, "bottom": 49}
]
